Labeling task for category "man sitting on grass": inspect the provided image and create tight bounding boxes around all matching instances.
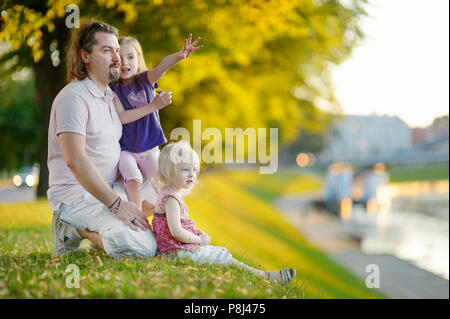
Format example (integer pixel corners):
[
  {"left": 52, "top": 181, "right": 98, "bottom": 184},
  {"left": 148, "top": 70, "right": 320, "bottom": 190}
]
[{"left": 47, "top": 21, "right": 157, "bottom": 258}]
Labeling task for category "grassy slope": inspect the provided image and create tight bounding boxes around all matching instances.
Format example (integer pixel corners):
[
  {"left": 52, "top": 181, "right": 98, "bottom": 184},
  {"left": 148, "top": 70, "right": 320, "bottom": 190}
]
[
  {"left": 0, "top": 170, "right": 383, "bottom": 299},
  {"left": 387, "top": 164, "right": 449, "bottom": 183}
]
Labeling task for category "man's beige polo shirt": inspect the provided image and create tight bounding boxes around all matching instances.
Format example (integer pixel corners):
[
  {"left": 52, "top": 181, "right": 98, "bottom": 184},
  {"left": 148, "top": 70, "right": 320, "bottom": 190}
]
[{"left": 47, "top": 77, "right": 122, "bottom": 211}]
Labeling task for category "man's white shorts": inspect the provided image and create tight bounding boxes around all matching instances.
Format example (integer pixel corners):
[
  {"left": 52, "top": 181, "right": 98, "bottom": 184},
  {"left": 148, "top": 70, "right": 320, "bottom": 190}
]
[{"left": 52, "top": 182, "right": 157, "bottom": 258}]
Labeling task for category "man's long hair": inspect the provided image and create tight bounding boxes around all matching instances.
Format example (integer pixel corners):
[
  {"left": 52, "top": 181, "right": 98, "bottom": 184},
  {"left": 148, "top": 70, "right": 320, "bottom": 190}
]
[{"left": 65, "top": 21, "right": 118, "bottom": 82}]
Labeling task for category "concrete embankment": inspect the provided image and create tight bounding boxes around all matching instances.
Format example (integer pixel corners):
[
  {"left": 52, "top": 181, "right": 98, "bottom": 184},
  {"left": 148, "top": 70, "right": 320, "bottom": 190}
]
[{"left": 274, "top": 192, "right": 449, "bottom": 299}]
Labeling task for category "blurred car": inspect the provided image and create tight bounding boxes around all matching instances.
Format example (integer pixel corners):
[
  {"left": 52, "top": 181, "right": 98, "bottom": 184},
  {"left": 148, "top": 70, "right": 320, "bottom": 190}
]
[{"left": 12, "top": 164, "right": 40, "bottom": 188}]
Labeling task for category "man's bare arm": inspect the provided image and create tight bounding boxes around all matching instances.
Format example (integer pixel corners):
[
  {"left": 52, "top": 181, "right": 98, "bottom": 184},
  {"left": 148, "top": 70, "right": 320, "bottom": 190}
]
[
  {"left": 58, "top": 132, "right": 118, "bottom": 206},
  {"left": 58, "top": 132, "right": 150, "bottom": 231}
]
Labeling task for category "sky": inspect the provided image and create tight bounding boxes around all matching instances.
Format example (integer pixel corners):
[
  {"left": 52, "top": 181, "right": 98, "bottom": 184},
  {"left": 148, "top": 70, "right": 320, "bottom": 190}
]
[{"left": 331, "top": 0, "right": 449, "bottom": 128}]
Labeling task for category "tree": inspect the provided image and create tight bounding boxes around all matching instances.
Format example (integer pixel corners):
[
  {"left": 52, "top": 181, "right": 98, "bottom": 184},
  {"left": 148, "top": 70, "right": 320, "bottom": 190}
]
[
  {"left": 0, "top": 77, "right": 41, "bottom": 171},
  {"left": 0, "top": 0, "right": 368, "bottom": 197}
]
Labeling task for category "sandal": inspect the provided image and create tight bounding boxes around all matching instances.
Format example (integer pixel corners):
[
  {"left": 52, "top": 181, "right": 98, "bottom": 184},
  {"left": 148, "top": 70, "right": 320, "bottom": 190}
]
[{"left": 266, "top": 268, "right": 296, "bottom": 285}]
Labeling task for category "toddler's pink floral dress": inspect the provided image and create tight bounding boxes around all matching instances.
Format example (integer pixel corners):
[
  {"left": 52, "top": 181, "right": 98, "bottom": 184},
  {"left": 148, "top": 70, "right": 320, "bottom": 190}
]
[{"left": 152, "top": 187, "right": 233, "bottom": 265}]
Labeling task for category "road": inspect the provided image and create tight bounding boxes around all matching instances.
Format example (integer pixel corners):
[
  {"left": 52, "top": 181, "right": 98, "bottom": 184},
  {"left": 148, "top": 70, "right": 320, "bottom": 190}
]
[{"left": 0, "top": 187, "right": 37, "bottom": 202}]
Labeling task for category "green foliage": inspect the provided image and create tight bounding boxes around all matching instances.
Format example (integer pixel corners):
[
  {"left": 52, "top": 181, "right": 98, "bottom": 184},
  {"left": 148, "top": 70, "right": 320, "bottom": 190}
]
[
  {"left": 1, "top": 0, "right": 368, "bottom": 141},
  {"left": 0, "top": 0, "right": 368, "bottom": 196},
  {"left": 122, "top": 0, "right": 368, "bottom": 144},
  {"left": 0, "top": 78, "right": 40, "bottom": 172},
  {"left": 283, "top": 129, "right": 326, "bottom": 158},
  {"left": 432, "top": 114, "right": 448, "bottom": 125}
]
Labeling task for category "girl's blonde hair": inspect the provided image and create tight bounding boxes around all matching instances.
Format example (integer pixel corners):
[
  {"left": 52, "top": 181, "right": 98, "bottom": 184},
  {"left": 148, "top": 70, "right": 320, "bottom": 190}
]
[
  {"left": 119, "top": 36, "right": 147, "bottom": 74},
  {"left": 157, "top": 141, "right": 200, "bottom": 193}
]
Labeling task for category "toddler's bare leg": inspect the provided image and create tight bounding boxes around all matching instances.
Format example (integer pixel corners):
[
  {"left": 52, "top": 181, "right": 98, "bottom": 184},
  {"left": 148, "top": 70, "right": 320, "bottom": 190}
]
[
  {"left": 125, "top": 179, "right": 142, "bottom": 210},
  {"left": 231, "top": 258, "right": 266, "bottom": 278},
  {"left": 231, "top": 258, "right": 289, "bottom": 282},
  {"left": 142, "top": 200, "right": 155, "bottom": 217}
]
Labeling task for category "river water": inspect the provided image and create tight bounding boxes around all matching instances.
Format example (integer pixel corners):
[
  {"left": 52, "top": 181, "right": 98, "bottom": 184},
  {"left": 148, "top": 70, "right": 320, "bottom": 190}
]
[{"left": 358, "top": 181, "right": 449, "bottom": 279}]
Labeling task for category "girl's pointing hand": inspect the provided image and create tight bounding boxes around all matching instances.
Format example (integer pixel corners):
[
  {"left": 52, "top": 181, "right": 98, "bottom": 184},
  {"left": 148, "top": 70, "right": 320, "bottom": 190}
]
[{"left": 181, "top": 33, "right": 203, "bottom": 59}]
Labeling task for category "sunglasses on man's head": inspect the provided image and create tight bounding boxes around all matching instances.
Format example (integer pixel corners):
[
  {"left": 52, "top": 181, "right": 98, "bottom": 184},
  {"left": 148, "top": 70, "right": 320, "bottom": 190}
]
[{"left": 79, "top": 22, "right": 111, "bottom": 48}]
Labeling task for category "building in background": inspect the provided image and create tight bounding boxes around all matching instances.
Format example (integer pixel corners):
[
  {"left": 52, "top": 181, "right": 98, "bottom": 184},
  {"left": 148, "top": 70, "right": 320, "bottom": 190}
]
[
  {"left": 411, "top": 116, "right": 449, "bottom": 153},
  {"left": 320, "top": 115, "right": 411, "bottom": 165},
  {"left": 318, "top": 114, "right": 448, "bottom": 166}
]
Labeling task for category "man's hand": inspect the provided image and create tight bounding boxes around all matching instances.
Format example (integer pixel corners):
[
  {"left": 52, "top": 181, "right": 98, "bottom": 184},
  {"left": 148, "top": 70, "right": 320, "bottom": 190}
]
[
  {"left": 180, "top": 33, "right": 203, "bottom": 59},
  {"left": 114, "top": 200, "right": 151, "bottom": 232}
]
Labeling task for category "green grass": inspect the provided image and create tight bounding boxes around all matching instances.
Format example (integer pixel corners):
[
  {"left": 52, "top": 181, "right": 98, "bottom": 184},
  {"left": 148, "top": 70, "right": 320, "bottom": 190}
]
[
  {"left": 0, "top": 170, "right": 384, "bottom": 299},
  {"left": 387, "top": 164, "right": 449, "bottom": 183},
  {"left": 0, "top": 226, "right": 305, "bottom": 298},
  {"left": 220, "top": 168, "right": 322, "bottom": 202}
]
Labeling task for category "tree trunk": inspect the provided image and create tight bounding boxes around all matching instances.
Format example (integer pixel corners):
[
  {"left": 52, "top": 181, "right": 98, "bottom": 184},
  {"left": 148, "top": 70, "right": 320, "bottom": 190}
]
[{"left": 35, "top": 25, "right": 69, "bottom": 198}]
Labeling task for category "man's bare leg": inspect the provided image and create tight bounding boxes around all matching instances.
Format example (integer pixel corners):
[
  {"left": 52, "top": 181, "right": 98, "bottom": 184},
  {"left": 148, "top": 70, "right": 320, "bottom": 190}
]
[{"left": 76, "top": 229, "right": 105, "bottom": 252}]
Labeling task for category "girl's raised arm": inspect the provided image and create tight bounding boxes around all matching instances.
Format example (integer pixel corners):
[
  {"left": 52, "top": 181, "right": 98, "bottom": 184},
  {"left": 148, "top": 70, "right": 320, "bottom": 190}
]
[{"left": 147, "top": 33, "right": 203, "bottom": 85}]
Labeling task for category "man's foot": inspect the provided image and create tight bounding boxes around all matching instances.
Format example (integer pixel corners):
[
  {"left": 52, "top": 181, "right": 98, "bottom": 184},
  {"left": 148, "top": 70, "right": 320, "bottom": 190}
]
[
  {"left": 89, "top": 242, "right": 101, "bottom": 252},
  {"left": 76, "top": 229, "right": 106, "bottom": 253},
  {"left": 265, "top": 268, "right": 296, "bottom": 285},
  {"left": 52, "top": 214, "right": 83, "bottom": 255}
]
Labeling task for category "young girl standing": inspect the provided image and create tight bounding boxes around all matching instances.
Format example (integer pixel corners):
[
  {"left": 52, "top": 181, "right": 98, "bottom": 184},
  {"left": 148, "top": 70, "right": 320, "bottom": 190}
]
[
  {"left": 111, "top": 34, "right": 203, "bottom": 212},
  {"left": 152, "top": 141, "right": 297, "bottom": 285}
]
